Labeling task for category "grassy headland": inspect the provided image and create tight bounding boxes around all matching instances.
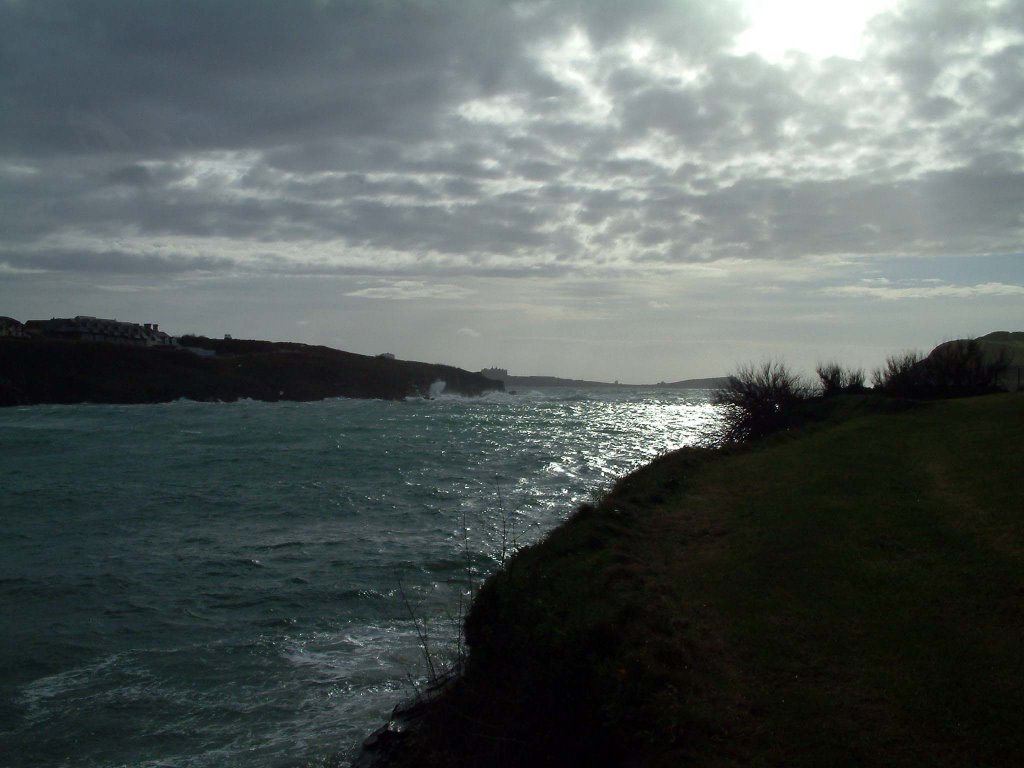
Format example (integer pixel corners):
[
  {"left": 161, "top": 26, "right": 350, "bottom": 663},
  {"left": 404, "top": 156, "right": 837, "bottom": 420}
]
[
  {"left": 0, "top": 336, "right": 501, "bottom": 406},
  {"left": 383, "top": 392, "right": 1024, "bottom": 767}
]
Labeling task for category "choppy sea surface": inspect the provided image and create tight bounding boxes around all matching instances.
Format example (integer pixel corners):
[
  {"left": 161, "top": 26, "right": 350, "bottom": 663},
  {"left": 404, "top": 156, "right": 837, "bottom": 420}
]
[{"left": 0, "top": 387, "right": 719, "bottom": 767}]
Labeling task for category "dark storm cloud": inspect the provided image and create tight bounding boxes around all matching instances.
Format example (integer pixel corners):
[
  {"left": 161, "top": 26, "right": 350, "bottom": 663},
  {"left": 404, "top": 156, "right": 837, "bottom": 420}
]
[
  {"left": 871, "top": 0, "right": 1023, "bottom": 94},
  {"left": 868, "top": 0, "right": 1024, "bottom": 147},
  {"left": 0, "top": 0, "right": 538, "bottom": 154},
  {"left": 106, "top": 164, "right": 153, "bottom": 186},
  {"left": 0, "top": 0, "right": 744, "bottom": 158},
  {"left": 611, "top": 53, "right": 806, "bottom": 154},
  {"left": 1, "top": 0, "right": 1022, "bottom": 281}
]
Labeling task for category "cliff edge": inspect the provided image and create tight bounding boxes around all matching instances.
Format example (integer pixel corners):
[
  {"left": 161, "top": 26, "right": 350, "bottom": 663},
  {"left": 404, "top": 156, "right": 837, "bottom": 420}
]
[{"left": 369, "top": 392, "right": 1024, "bottom": 767}]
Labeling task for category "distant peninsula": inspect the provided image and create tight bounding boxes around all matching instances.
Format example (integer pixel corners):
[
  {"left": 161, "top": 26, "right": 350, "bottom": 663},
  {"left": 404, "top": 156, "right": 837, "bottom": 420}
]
[
  {"left": 0, "top": 316, "right": 502, "bottom": 406},
  {"left": 478, "top": 367, "right": 728, "bottom": 390}
]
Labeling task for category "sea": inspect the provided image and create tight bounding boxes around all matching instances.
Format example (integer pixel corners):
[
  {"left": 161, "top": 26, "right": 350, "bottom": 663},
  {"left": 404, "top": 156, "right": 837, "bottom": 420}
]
[{"left": 0, "top": 387, "right": 720, "bottom": 767}]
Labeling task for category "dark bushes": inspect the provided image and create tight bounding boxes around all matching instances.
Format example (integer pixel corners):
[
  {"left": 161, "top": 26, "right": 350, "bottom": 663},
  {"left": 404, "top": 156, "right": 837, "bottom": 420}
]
[
  {"left": 716, "top": 337, "right": 1012, "bottom": 445},
  {"left": 713, "top": 361, "right": 811, "bottom": 443},
  {"left": 816, "top": 362, "right": 866, "bottom": 396},
  {"left": 871, "top": 350, "right": 923, "bottom": 391},
  {"left": 872, "top": 339, "right": 1010, "bottom": 398},
  {"left": 924, "top": 338, "right": 1010, "bottom": 394}
]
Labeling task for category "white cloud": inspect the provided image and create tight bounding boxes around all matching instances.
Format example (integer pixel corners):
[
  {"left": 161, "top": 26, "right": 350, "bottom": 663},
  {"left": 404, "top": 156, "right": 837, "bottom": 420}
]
[
  {"left": 344, "top": 281, "right": 474, "bottom": 301},
  {"left": 0, "top": 262, "right": 46, "bottom": 275},
  {"left": 825, "top": 281, "right": 1024, "bottom": 300},
  {"left": 94, "top": 284, "right": 171, "bottom": 293}
]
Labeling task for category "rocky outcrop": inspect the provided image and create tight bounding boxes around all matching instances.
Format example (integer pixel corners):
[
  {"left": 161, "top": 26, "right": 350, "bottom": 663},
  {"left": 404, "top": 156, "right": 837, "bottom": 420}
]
[{"left": 352, "top": 668, "right": 461, "bottom": 768}]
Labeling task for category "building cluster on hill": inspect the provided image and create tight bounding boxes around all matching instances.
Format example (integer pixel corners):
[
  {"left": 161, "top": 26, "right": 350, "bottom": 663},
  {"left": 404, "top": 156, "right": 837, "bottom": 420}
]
[
  {"left": 0, "top": 316, "right": 178, "bottom": 347},
  {"left": 480, "top": 367, "right": 509, "bottom": 381}
]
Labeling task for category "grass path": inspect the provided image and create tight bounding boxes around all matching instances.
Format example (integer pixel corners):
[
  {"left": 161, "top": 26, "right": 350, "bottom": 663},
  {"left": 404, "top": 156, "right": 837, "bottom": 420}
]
[{"left": 648, "top": 393, "right": 1024, "bottom": 766}]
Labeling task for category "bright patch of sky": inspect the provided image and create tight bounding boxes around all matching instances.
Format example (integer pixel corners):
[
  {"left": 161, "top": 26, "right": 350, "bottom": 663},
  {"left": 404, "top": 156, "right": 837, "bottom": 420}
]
[{"left": 734, "top": 0, "right": 898, "bottom": 61}]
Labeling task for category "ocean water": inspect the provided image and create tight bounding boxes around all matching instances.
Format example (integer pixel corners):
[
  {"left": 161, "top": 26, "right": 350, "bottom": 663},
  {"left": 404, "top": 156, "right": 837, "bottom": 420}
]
[{"left": 0, "top": 388, "right": 719, "bottom": 767}]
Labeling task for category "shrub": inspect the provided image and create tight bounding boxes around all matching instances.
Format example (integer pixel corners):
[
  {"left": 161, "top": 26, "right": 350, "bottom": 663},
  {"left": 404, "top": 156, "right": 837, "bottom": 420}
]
[
  {"left": 816, "top": 362, "right": 866, "bottom": 396},
  {"left": 873, "top": 340, "right": 1010, "bottom": 398},
  {"left": 713, "top": 360, "right": 811, "bottom": 443},
  {"left": 924, "top": 338, "right": 1010, "bottom": 395},
  {"left": 871, "top": 350, "right": 923, "bottom": 391}
]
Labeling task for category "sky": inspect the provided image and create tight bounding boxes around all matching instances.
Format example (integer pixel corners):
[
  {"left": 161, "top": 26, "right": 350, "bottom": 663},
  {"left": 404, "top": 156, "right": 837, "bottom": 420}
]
[{"left": 2, "top": 0, "right": 1022, "bottom": 383}]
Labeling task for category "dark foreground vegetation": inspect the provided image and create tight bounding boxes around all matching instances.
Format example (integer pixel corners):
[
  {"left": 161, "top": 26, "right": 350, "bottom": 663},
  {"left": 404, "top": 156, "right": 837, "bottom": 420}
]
[
  {"left": 370, "top": 390, "right": 1023, "bottom": 768},
  {"left": 360, "top": 333, "right": 1023, "bottom": 767},
  {"left": 713, "top": 332, "right": 1022, "bottom": 443},
  {"left": 0, "top": 336, "right": 501, "bottom": 406}
]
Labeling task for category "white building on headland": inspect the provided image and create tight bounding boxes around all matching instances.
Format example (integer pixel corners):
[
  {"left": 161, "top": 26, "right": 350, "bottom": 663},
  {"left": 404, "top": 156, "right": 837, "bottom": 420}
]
[
  {"left": 24, "top": 316, "right": 178, "bottom": 347},
  {"left": 480, "top": 367, "right": 508, "bottom": 381}
]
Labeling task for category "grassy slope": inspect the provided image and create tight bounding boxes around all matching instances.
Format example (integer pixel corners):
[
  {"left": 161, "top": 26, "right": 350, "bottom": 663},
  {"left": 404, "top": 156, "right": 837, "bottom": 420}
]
[{"left": 395, "top": 393, "right": 1024, "bottom": 767}]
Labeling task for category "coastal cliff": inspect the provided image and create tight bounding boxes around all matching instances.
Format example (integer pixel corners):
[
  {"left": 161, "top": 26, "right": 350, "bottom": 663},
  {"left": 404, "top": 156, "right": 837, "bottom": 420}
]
[
  {"left": 0, "top": 336, "right": 502, "bottom": 406},
  {"left": 365, "top": 391, "right": 1024, "bottom": 767}
]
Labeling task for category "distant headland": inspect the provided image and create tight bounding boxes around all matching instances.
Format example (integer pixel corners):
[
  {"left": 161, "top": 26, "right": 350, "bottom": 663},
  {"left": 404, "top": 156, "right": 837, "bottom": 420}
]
[
  {"left": 0, "top": 315, "right": 730, "bottom": 407},
  {"left": 0, "top": 315, "right": 502, "bottom": 406},
  {"left": 477, "top": 367, "right": 728, "bottom": 390}
]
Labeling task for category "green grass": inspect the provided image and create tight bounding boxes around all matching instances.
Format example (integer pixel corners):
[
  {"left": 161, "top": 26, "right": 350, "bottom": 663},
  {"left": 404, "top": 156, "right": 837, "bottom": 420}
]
[{"left": 391, "top": 393, "right": 1024, "bottom": 767}]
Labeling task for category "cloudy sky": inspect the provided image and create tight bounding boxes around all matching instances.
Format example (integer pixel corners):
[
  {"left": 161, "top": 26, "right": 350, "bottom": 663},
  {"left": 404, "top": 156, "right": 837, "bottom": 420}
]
[{"left": 2, "top": 0, "right": 1022, "bottom": 382}]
